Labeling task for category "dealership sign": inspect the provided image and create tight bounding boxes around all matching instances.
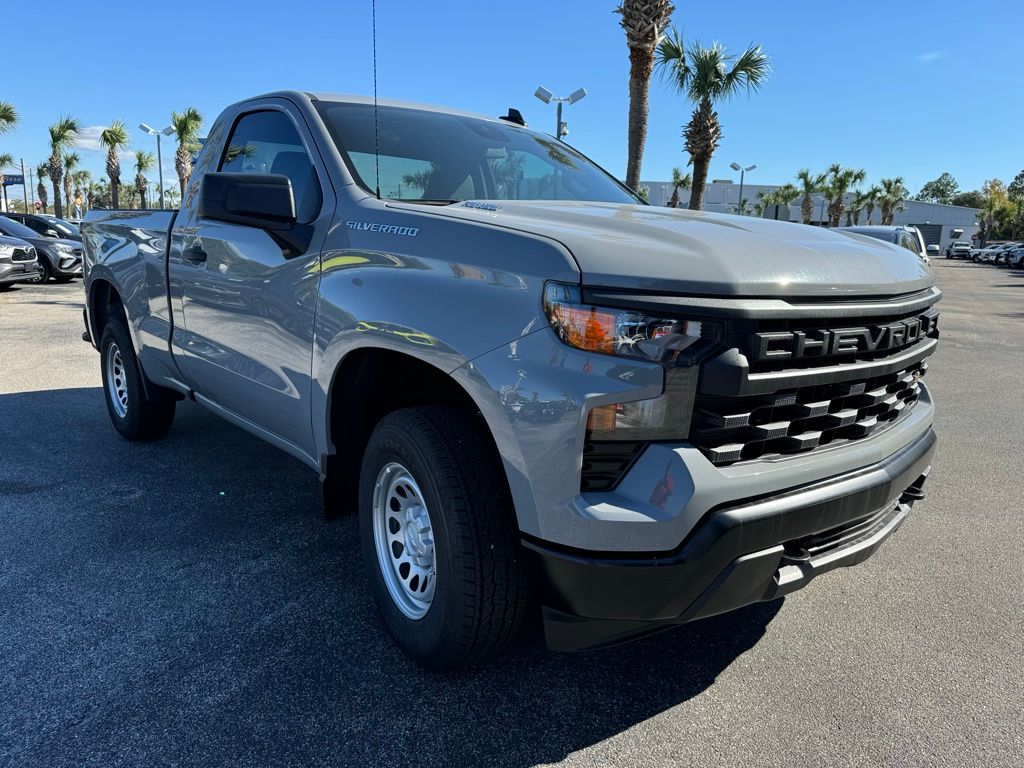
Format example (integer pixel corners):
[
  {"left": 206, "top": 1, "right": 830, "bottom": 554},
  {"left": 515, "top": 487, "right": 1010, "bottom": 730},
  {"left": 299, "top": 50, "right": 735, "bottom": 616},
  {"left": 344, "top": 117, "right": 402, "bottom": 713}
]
[{"left": 1, "top": 174, "right": 24, "bottom": 187}]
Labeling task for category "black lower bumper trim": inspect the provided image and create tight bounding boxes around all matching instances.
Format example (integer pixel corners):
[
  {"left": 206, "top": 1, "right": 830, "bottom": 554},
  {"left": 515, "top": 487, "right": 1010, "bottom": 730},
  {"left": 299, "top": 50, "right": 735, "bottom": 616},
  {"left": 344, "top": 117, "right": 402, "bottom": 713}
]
[{"left": 526, "top": 428, "right": 936, "bottom": 651}]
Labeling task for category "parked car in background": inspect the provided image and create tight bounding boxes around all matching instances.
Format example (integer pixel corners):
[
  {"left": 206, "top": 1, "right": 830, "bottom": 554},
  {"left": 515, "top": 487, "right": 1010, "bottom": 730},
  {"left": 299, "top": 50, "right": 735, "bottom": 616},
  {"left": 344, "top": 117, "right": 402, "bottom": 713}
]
[
  {"left": 945, "top": 241, "right": 972, "bottom": 259},
  {"left": 0, "top": 216, "right": 83, "bottom": 283},
  {"left": 0, "top": 234, "right": 39, "bottom": 288},
  {"left": 836, "top": 225, "right": 930, "bottom": 261},
  {"left": 993, "top": 242, "right": 1021, "bottom": 265},
  {"left": 3, "top": 212, "right": 82, "bottom": 242},
  {"left": 975, "top": 243, "right": 1019, "bottom": 264}
]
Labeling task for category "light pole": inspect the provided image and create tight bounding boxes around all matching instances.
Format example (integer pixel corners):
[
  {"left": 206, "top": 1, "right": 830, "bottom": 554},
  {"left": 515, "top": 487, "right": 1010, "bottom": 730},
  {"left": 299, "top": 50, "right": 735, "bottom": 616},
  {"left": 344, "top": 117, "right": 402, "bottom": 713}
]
[
  {"left": 730, "top": 162, "right": 756, "bottom": 215},
  {"left": 534, "top": 86, "right": 587, "bottom": 141},
  {"left": 139, "top": 123, "right": 174, "bottom": 209}
]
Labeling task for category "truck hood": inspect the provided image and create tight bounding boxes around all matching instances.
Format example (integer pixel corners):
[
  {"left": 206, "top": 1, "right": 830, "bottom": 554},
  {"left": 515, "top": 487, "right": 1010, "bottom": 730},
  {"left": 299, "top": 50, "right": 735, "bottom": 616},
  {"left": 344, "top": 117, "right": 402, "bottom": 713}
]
[{"left": 410, "top": 200, "right": 934, "bottom": 298}]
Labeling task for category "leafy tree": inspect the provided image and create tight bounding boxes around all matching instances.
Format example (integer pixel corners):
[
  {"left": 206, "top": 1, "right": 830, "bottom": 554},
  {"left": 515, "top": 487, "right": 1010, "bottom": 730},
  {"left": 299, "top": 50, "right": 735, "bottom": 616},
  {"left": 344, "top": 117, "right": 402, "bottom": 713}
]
[
  {"left": 950, "top": 190, "right": 984, "bottom": 209},
  {"left": 667, "top": 166, "right": 691, "bottom": 207},
  {"left": 100, "top": 121, "right": 130, "bottom": 209},
  {"left": 1006, "top": 170, "right": 1024, "bottom": 238},
  {"left": 917, "top": 172, "right": 959, "bottom": 205},
  {"left": 616, "top": 0, "right": 674, "bottom": 192},
  {"left": 47, "top": 117, "right": 80, "bottom": 219},
  {"left": 879, "top": 177, "right": 909, "bottom": 225},
  {"left": 656, "top": 32, "right": 770, "bottom": 210},
  {"left": 171, "top": 107, "right": 203, "bottom": 199},
  {"left": 795, "top": 169, "right": 825, "bottom": 224},
  {"left": 134, "top": 150, "right": 155, "bottom": 208}
]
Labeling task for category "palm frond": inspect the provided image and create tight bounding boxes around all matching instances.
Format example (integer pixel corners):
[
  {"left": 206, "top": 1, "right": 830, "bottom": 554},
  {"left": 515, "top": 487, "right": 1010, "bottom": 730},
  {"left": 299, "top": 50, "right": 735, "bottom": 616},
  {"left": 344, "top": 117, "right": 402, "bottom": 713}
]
[
  {"left": 100, "top": 120, "right": 130, "bottom": 150},
  {"left": 0, "top": 102, "right": 17, "bottom": 134},
  {"left": 654, "top": 27, "right": 688, "bottom": 87},
  {"left": 722, "top": 44, "right": 771, "bottom": 95},
  {"left": 48, "top": 116, "right": 80, "bottom": 150}
]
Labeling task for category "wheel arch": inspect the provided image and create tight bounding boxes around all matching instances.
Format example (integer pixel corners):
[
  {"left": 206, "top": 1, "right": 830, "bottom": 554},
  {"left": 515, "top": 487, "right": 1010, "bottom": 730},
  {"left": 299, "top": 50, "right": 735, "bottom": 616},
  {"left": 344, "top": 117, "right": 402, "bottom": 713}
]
[{"left": 321, "top": 346, "right": 514, "bottom": 521}]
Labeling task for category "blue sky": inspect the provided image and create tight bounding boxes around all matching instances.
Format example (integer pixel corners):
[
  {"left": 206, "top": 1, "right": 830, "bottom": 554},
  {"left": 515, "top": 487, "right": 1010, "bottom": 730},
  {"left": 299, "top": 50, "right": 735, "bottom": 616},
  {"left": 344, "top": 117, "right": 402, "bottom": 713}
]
[{"left": 3, "top": 0, "right": 1022, "bottom": 198}]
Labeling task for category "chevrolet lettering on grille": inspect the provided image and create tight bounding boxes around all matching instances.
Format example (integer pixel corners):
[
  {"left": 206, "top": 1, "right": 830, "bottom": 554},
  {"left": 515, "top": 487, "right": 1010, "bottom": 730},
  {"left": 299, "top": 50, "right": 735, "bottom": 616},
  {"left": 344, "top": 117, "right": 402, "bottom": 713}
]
[{"left": 748, "top": 310, "right": 939, "bottom": 362}]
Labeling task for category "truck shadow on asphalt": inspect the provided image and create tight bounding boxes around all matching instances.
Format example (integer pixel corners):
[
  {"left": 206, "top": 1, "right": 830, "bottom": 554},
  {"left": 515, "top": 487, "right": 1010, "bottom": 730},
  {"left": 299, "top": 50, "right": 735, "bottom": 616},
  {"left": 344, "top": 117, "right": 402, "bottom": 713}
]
[{"left": 1, "top": 387, "right": 782, "bottom": 767}]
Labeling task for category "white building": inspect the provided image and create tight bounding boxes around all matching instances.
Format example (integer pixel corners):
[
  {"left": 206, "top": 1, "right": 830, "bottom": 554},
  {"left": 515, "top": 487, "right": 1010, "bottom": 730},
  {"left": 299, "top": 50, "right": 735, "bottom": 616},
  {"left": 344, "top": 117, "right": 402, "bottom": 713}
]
[{"left": 640, "top": 179, "right": 980, "bottom": 248}]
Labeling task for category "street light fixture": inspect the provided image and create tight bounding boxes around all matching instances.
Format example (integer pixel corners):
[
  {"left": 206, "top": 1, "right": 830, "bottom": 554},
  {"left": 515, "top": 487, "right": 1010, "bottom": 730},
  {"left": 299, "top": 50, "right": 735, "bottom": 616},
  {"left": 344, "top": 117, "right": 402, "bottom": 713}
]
[
  {"left": 730, "top": 162, "right": 756, "bottom": 215},
  {"left": 534, "top": 86, "right": 587, "bottom": 141},
  {"left": 140, "top": 122, "right": 175, "bottom": 209}
]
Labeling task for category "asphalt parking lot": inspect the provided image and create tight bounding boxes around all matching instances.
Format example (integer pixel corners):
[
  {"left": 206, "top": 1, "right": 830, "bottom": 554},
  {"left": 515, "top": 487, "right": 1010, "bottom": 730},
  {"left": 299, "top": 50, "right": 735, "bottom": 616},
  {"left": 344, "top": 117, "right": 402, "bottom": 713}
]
[{"left": 1, "top": 258, "right": 1022, "bottom": 768}]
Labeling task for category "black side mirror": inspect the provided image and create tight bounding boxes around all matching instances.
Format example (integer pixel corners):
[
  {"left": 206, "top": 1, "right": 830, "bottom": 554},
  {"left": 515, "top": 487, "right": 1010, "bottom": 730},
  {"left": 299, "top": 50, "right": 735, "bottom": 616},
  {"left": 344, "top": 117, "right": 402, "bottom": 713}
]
[{"left": 198, "top": 173, "right": 296, "bottom": 230}]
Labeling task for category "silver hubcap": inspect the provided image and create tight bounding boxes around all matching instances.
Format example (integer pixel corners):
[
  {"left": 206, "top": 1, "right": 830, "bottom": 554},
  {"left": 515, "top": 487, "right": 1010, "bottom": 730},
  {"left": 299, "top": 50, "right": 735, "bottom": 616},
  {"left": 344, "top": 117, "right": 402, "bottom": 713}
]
[
  {"left": 106, "top": 342, "right": 129, "bottom": 418},
  {"left": 372, "top": 462, "right": 436, "bottom": 619}
]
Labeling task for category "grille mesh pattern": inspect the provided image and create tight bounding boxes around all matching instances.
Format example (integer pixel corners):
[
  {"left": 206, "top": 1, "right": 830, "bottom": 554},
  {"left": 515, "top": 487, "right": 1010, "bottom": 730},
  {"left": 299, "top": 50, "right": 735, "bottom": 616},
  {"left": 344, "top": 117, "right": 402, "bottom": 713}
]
[
  {"left": 11, "top": 249, "right": 33, "bottom": 262},
  {"left": 692, "top": 362, "right": 927, "bottom": 464}
]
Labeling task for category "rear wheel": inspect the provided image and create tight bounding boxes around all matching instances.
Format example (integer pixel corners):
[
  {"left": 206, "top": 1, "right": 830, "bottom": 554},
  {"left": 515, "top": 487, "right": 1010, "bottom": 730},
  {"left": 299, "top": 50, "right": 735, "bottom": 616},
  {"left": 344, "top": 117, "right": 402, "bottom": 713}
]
[
  {"left": 358, "top": 406, "right": 528, "bottom": 669},
  {"left": 99, "top": 317, "right": 176, "bottom": 441}
]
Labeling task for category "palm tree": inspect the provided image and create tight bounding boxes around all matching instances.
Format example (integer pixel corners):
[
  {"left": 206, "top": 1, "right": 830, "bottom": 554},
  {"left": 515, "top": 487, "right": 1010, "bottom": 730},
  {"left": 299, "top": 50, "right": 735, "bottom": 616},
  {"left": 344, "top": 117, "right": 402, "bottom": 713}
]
[
  {"left": 823, "top": 164, "right": 865, "bottom": 227},
  {"left": 667, "top": 166, "right": 691, "bottom": 207},
  {"left": 863, "top": 185, "right": 881, "bottom": 224},
  {"left": 795, "top": 169, "right": 825, "bottom": 225},
  {"left": 134, "top": 150, "right": 155, "bottom": 208},
  {"left": 616, "top": 0, "right": 675, "bottom": 192},
  {"left": 656, "top": 33, "right": 770, "bottom": 210},
  {"left": 846, "top": 189, "right": 871, "bottom": 226},
  {"left": 0, "top": 102, "right": 16, "bottom": 135},
  {"left": 36, "top": 163, "right": 49, "bottom": 213},
  {"left": 171, "top": 107, "right": 203, "bottom": 199},
  {"left": 73, "top": 169, "right": 92, "bottom": 214},
  {"left": 879, "top": 177, "right": 909, "bottom": 225},
  {"left": 0, "top": 154, "right": 13, "bottom": 193},
  {"left": 62, "top": 152, "right": 79, "bottom": 216},
  {"left": 100, "top": 121, "right": 129, "bottom": 209},
  {"left": 774, "top": 183, "right": 799, "bottom": 211},
  {"left": 46, "top": 117, "right": 80, "bottom": 219}
]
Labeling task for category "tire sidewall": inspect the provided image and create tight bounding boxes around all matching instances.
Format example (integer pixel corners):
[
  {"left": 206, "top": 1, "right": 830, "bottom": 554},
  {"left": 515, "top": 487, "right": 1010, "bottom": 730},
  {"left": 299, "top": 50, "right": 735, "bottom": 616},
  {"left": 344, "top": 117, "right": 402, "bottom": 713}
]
[
  {"left": 100, "top": 320, "right": 144, "bottom": 439},
  {"left": 358, "top": 420, "right": 460, "bottom": 664}
]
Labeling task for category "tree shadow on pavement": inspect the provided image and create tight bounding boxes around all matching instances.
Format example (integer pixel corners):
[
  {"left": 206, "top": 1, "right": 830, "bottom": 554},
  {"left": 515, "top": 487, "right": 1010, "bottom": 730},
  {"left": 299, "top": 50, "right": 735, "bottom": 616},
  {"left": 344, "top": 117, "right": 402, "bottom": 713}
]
[{"left": 0, "top": 387, "right": 781, "bottom": 768}]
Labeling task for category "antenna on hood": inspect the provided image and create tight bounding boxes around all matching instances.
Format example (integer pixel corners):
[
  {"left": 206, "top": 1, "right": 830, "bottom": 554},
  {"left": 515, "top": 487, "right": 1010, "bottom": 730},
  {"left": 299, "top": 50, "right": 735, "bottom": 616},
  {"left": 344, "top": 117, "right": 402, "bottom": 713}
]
[{"left": 372, "top": 0, "right": 381, "bottom": 199}]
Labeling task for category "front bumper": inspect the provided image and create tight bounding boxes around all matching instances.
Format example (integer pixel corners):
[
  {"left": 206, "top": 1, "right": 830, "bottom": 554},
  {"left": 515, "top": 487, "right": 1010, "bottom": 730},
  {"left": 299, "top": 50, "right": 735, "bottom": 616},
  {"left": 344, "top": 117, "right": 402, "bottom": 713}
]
[
  {"left": 527, "top": 427, "right": 936, "bottom": 651},
  {"left": 0, "top": 261, "right": 39, "bottom": 284}
]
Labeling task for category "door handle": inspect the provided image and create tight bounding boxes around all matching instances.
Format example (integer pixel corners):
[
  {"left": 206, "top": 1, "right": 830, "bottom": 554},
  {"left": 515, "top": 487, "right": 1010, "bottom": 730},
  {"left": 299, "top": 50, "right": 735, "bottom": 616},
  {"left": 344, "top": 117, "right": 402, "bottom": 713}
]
[{"left": 184, "top": 244, "right": 207, "bottom": 264}]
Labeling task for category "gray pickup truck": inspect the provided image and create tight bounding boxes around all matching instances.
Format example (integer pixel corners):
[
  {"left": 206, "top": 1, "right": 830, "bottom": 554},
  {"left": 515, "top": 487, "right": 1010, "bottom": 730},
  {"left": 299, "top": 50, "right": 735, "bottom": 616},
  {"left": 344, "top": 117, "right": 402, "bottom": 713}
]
[{"left": 82, "top": 91, "right": 939, "bottom": 668}]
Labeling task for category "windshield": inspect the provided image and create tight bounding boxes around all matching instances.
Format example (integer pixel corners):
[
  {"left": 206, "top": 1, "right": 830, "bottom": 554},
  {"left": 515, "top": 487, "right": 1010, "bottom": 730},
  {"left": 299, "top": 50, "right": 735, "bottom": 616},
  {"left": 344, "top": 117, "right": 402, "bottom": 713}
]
[
  {"left": 315, "top": 102, "right": 639, "bottom": 205},
  {"left": 0, "top": 216, "right": 38, "bottom": 239},
  {"left": 50, "top": 218, "right": 79, "bottom": 236}
]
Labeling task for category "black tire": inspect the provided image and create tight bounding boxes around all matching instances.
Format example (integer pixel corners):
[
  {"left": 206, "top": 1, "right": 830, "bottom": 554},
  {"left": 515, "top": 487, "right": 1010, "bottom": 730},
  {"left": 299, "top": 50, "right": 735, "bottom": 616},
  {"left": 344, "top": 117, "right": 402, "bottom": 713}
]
[
  {"left": 358, "top": 406, "right": 529, "bottom": 670},
  {"left": 99, "top": 317, "right": 176, "bottom": 441},
  {"left": 53, "top": 274, "right": 74, "bottom": 284},
  {"left": 31, "top": 260, "right": 52, "bottom": 283}
]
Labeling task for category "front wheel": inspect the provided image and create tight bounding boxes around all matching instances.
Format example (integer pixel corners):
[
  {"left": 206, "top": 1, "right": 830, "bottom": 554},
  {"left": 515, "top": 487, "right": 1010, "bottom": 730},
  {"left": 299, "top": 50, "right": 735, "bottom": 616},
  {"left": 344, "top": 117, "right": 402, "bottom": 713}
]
[
  {"left": 99, "top": 317, "right": 176, "bottom": 441},
  {"left": 28, "top": 260, "right": 51, "bottom": 284},
  {"left": 358, "top": 406, "right": 529, "bottom": 669}
]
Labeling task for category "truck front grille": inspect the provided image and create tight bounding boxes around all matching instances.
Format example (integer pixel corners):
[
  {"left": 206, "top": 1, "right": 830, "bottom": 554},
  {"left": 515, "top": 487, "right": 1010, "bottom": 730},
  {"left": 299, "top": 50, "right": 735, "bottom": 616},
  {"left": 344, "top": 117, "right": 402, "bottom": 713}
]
[{"left": 691, "top": 362, "right": 927, "bottom": 464}]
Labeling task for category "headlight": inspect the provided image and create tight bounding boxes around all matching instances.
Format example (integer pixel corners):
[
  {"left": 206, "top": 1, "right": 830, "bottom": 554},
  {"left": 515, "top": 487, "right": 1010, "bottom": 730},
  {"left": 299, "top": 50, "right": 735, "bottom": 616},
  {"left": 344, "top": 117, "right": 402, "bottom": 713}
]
[
  {"left": 0, "top": 244, "right": 13, "bottom": 259},
  {"left": 543, "top": 282, "right": 722, "bottom": 446},
  {"left": 543, "top": 282, "right": 720, "bottom": 364},
  {"left": 53, "top": 243, "right": 76, "bottom": 254}
]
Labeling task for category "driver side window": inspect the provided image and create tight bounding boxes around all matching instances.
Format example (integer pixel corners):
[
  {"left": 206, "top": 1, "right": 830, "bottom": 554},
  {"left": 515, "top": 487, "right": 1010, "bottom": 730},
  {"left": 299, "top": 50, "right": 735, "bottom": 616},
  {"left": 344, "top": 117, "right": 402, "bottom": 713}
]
[{"left": 220, "top": 110, "right": 323, "bottom": 223}]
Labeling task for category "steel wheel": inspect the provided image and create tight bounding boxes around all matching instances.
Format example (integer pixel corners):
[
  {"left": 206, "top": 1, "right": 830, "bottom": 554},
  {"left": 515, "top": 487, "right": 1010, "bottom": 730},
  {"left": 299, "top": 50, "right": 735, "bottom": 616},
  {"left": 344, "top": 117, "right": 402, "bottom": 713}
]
[
  {"left": 105, "top": 342, "right": 129, "bottom": 418},
  {"left": 372, "top": 462, "right": 436, "bottom": 619}
]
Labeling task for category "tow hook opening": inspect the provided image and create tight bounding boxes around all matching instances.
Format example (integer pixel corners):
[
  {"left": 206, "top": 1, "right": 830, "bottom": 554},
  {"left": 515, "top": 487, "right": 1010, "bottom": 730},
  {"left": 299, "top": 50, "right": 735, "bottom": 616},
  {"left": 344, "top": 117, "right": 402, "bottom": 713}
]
[{"left": 900, "top": 472, "right": 929, "bottom": 503}]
